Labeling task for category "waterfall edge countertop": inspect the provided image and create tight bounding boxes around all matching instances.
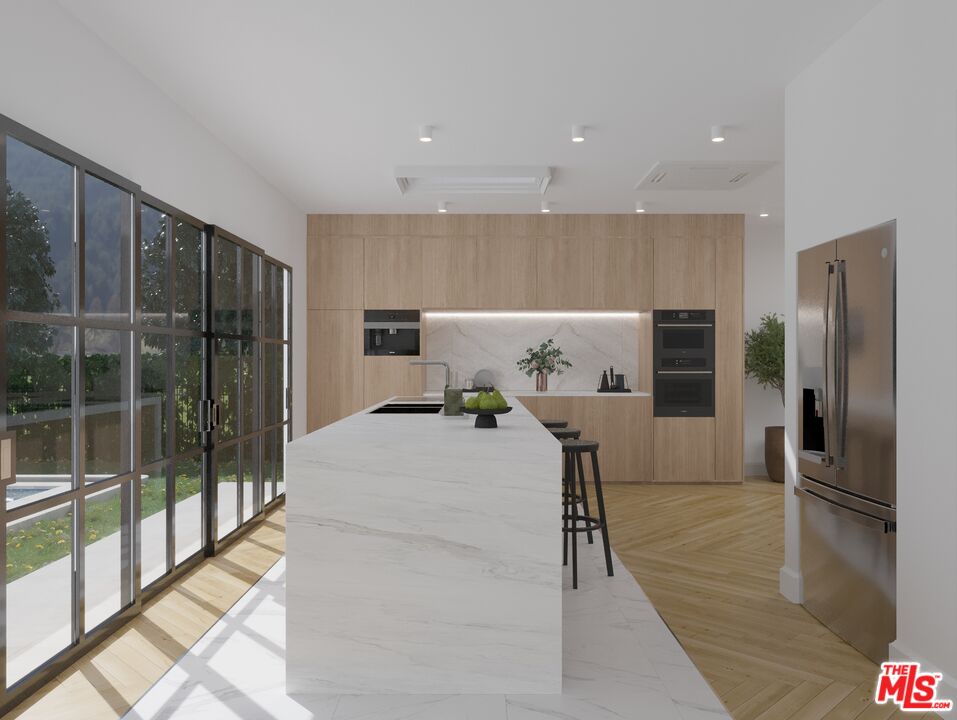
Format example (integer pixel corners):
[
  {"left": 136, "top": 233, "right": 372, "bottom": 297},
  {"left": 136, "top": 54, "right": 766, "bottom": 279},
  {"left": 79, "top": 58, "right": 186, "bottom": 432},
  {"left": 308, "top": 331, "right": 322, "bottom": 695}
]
[{"left": 285, "top": 396, "right": 562, "bottom": 696}]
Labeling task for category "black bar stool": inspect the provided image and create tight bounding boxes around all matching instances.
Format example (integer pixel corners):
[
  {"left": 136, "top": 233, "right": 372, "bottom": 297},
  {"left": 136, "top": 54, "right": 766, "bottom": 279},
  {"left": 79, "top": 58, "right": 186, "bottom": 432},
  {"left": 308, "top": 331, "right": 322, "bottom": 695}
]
[
  {"left": 541, "top": 419, "right": 568, "bottom": 429},
  {"left": 561, "top": 439, "right": 614, "bottom": 589},
  {"left": 550, "top": 428, "right": 593, "bottom": 543}
]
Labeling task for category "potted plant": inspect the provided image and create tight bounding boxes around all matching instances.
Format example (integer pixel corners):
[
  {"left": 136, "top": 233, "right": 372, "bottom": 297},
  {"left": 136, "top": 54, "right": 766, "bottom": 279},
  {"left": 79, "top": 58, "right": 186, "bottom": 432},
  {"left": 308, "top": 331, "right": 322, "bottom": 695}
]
[
  {"left": 516, "top": 339, "right": 572, "bottom": 392},
  {"left": 745, "top": 313, "right": 785, "bottom": 482}
]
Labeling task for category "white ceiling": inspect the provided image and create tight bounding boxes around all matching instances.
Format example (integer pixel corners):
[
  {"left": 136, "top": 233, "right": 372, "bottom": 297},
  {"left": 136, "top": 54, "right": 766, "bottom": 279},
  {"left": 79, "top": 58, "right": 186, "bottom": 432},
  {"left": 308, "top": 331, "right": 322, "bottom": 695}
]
[{"left": 59, "top": 0, "right": 878, "bottom": 218}]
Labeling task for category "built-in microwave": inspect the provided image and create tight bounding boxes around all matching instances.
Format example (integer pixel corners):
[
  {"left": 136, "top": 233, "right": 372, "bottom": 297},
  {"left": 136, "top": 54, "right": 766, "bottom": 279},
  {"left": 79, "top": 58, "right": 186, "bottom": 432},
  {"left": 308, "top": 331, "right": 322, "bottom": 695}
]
[
  {"left": 653, "top": 309, "right": 715, "bottom": 417},
  {"left": 364, "top": 310, "right": 421, "bottom": 356}
]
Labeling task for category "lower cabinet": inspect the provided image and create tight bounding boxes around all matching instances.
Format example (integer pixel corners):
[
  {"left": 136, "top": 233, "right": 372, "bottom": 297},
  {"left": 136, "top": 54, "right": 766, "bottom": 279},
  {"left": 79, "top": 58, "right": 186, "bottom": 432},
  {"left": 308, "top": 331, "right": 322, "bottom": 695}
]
[
  {"left": 653, "top": 417, "right": 716, "bottom": 483},
  {"left": 517, "top": 396, "right": 654, "bottom": 483}
]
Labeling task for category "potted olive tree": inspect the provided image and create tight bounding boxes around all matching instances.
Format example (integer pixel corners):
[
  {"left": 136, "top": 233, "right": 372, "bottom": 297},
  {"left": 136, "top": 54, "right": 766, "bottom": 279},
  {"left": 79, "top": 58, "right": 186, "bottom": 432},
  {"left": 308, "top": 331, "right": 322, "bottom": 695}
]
[{"left": 745, "top": 313, "right": 785, "bottom": 482}]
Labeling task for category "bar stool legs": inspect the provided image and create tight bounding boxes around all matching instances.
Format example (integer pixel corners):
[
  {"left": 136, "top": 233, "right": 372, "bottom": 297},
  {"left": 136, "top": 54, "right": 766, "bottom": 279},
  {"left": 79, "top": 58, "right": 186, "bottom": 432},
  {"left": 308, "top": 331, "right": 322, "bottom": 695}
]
[
  {"left": 574, "top": 452, "right": 594, "bottom": 544},
  {"left": 590, "top": 450, "right": 614, "bottom": 578}
]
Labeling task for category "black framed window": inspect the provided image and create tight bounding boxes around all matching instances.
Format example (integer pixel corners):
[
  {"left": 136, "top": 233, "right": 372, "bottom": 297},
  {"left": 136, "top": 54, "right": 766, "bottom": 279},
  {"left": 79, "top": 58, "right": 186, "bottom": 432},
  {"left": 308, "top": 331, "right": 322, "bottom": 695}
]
[{"left": 0, "top": 113, "right": 291, "bottom": 714}]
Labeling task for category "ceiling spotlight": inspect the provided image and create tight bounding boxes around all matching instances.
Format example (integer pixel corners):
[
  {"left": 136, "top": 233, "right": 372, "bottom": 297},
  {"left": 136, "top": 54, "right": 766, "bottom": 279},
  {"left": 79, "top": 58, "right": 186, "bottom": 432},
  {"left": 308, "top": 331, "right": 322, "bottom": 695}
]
[
  {"left": 635, "top": 201, "right": 646, "bottom": 213},
  {"left": 419, "top": 125, "right": 433, "bottom": 143},
  {"left": 541, "top": 200, "right": 551, "bottom": 213},
  {"left": 759, "top": 211, "right": 769, "bottom": 218},
  {"left": 711, "top": 125, "right": 726, "bottom": 143},
  {"left": 571, "top": 125, "right": 586, "bottom": 143},
  {"left": 437, "top": 201, "right": 448, "bottom": 213}
]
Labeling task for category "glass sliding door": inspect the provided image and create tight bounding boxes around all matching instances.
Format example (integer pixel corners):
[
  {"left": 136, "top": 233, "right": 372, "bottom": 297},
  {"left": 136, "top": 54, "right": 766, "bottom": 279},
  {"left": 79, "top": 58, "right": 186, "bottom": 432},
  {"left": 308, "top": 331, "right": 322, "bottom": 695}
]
[{"left": 0, "top": 114, "right": 291, "bottom": 712}]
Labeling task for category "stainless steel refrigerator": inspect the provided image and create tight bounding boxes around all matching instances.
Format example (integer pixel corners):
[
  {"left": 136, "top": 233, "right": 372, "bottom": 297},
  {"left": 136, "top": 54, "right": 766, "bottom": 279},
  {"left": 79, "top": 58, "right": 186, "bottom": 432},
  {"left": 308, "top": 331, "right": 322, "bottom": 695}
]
[{"left": 797, "top": 220, "right": 896, "bottom": 663}]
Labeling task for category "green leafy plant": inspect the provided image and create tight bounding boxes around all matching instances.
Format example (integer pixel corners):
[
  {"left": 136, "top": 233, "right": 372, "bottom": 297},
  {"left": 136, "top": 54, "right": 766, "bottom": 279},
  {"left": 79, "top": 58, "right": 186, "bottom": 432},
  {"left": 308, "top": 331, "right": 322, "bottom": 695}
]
[
  {"left": 516, "top": 339, "right": 573, "bottom": 377},
  {"left": 745, "top": 313, "right": 785, "bottom": 405}
]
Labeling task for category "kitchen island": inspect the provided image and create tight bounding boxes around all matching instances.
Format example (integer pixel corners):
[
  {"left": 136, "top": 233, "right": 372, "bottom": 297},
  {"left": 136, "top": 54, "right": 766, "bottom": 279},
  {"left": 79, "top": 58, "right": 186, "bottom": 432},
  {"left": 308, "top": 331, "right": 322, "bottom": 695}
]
[{"left": 285, "top": 396, "right": 562, "bottom": 696}]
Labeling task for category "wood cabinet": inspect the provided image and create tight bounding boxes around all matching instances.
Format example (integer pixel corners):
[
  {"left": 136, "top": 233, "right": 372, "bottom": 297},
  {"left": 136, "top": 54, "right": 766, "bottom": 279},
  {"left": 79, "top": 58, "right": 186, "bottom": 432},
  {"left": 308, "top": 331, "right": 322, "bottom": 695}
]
[
  {"left": 653, "top": 417, "right": 715, "bottom": 483},
  {"left": 364, "top": 236, "right": 422, "bottom": 309},
  {"left": 653, "top": 217, "right": 716, "bottom": 309},
  {"left": 535, "top": 237, "right": 594, "bottom": 309},
  {"left": 307, "top": 310, "right": 364, "bottom": 431},
  {"left": 421, "top": 236, "right": 478, "bottom": 308},
  {"left": 474, "top": 236, "right": 537, "bottom": 308},
  {"left": 518, "top": 396, "right": 653, "bottom": 483},
  {"left": 593, "top": 234, "right": 654, "bottom": 310},
  {"left": 715, "top": 229, "right": 744, "bottom": 482},
  {"left": 363, "top": 356, "right": 424, "bottom": 406},
  {"left": 307, "top": 229, "right": 364, "bottom": 309}
]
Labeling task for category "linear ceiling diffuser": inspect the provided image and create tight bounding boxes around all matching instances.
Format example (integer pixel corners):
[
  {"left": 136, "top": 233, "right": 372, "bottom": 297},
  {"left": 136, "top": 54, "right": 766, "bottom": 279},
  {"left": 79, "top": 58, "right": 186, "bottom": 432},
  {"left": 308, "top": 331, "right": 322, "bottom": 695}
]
[{"left": 395, "top": 165, "right": 552, "bottom": 195}]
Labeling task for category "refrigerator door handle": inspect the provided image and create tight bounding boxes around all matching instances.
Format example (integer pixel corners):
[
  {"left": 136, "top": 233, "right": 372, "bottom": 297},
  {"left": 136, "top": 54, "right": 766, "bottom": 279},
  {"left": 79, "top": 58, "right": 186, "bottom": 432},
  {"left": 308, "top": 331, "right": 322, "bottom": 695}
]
[
  {"left": 795, "top": 485, "right": 896, "bottom": 534},
  {"left": 823, "top": 262, "right": 835, "bottom": 466},
  {"left": 835, "top": 259, "right": 848, "bottom": 467}
]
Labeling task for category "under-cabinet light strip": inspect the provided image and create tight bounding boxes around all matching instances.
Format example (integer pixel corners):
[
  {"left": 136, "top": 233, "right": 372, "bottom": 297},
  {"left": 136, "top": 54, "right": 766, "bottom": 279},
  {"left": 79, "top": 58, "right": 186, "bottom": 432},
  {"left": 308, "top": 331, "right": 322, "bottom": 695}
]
[{"left": 422, "top": 311, "right": 644, "bottom": 319}]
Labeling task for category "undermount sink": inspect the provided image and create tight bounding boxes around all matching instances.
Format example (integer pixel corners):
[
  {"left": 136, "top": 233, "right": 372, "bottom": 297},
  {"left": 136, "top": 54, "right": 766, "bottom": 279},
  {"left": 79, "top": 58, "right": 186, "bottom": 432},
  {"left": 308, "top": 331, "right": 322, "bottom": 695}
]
[{"left": 369, "top": 402, "right": 444, "bottom": 414}]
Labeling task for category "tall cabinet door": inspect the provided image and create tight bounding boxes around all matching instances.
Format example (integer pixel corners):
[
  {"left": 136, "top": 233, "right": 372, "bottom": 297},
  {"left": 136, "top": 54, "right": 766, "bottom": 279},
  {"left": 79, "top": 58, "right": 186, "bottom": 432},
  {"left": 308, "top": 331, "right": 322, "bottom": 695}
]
[
  {"left": 364, "top": 237, "right": 422, "bottom": 309},
  {"left": 653, "top": 217, "right": 715, "bottom": 309},
  {"left": 307, "top": 310, "right": 363, "bottom": 431}
]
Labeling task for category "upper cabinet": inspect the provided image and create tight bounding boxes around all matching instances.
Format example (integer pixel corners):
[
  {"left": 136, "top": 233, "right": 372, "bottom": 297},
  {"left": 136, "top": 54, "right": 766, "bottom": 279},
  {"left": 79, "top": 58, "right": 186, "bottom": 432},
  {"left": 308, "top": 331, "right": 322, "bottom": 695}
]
[
  {"left": 593, "top": 234, "right": 654, "bottom": 310},
  {"left": 536, "top": 237, "right": 594, "bottom": 309},
  {"left": 474, "top": 236, "right": 537, "bottom": 309},
  {"left": 421, "top": 236, "right": 479, "bottom": 308},
  {"left": 364, "top": 236, "right": 422, "bottom": 309},
  {"left": 653, "top": 216, "right": 716, "bottom": 309},
  {"left": 307, "top": 225, "right": 364, "bottom": 309}
]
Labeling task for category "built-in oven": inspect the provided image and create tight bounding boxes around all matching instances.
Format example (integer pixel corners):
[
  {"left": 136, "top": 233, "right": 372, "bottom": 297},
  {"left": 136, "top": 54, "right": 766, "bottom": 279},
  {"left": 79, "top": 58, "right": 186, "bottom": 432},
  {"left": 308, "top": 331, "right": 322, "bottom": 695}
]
[
  {"left": 364, "top": 310, "right": 421, "bottom": 356},
  {"left": 653, "top": 309, "right": 715, "bottom": 417}
]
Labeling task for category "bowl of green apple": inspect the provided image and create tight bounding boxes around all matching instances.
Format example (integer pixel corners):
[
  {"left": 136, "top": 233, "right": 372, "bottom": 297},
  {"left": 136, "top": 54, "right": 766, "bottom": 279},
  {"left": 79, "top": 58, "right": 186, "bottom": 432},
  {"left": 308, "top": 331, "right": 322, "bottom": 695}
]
[{"left": 462, "top": 390, "right": 512, "bottom": 428}]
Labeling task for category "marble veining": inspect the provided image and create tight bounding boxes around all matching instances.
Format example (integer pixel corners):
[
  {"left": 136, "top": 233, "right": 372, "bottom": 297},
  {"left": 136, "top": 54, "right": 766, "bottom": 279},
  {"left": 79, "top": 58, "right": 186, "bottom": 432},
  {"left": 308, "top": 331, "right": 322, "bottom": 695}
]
[
  {"left": 123, "top": 545, "right": 730, "bottom": 720},
  {"left": 424, "top": 316, "right": 639, "bottom": 392},
  {"left": 285, "top": 397, "right": 562, "bottom": 695}
]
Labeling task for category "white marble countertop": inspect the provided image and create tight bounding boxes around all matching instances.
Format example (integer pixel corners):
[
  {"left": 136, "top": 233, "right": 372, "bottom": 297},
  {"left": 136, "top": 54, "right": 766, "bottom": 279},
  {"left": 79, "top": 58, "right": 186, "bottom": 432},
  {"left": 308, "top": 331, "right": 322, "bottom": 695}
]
[{"left": 286, "top": 394, "right": 562, "bottom": 695}]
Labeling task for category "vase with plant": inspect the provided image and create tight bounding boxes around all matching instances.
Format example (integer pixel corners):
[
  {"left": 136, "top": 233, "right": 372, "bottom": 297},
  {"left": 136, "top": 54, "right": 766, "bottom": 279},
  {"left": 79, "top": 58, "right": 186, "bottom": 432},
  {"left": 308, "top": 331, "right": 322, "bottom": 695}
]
[
  {"left": 516, "top": 339, "right": 572, "bottom": 392},
  {"left": 745, "top": 313, "right": 785, "bottom": 482}
]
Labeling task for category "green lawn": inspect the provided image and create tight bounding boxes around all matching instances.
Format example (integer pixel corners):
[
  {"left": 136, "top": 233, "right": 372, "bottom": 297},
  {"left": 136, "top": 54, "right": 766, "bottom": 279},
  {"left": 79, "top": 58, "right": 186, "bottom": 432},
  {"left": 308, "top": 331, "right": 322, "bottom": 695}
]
[{"left": 6, "top": 472, "right": 208, "bottom": 582}]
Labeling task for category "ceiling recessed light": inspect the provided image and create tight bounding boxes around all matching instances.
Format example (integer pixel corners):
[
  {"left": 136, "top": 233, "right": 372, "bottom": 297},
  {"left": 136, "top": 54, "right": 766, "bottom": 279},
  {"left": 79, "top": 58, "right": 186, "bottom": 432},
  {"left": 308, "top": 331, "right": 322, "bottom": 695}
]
[
  {"left": 571, "top": 125, "right": 586, "bottom": 143},
  {"left": 541, "top": 200, "right": 551, "bottom": 213},
  {"left": 759, "top": 212, "right": 769, "bottom": 218},
  {"left": 711, "top": 125, "right": 726, "bottom": 143},
  {"left": 437, "top": 201, "right": 448, "bottom": 213},
  {"left": 419, "top": 125, "right": 433, "bottom": 143},
  {"left": 635, "top": 201, "right": 646, "bottom": 213}
]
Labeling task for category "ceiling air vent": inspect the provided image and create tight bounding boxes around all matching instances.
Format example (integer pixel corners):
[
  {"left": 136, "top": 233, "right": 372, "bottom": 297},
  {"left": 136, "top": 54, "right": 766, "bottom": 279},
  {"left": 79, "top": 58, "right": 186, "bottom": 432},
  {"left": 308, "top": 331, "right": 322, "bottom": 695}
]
[
  {"left": 635, "top": 161, "right": 774, "bottom": 191},
  {"left": 395, "top": 166, "right": 552, "bottom": 195}
]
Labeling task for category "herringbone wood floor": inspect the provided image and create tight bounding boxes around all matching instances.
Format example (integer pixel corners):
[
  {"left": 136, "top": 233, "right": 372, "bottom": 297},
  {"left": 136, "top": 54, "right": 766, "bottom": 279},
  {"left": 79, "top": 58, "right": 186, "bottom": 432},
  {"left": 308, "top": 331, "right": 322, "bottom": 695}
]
[{"left": 603, "top": 479, "right": 937, "bottom": 720}]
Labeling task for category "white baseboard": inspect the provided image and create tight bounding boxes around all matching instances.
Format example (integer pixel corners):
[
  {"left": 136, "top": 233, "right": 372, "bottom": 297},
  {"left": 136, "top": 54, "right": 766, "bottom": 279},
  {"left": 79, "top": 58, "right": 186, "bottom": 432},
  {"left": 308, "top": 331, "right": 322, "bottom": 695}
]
[
  {"left": 889, "top": 640, "right": 957, "bottom": 714},
  {"left": 778, "top": 565, "right": 803, "bottom": 603}
]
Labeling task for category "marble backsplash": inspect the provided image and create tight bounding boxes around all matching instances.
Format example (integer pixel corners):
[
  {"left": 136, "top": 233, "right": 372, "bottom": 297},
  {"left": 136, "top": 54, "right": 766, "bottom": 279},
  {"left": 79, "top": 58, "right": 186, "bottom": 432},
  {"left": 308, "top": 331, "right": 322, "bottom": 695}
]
[{"left": 423, "top": 315, "right": 639, "bottom": 392}]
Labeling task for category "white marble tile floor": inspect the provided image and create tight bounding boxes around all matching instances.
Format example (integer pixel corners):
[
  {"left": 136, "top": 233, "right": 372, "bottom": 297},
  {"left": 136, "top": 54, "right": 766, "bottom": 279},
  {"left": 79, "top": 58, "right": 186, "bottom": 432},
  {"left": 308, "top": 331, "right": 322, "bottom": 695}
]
[{"left": 123, "top": 542, "right": 729, "bottom": 720}]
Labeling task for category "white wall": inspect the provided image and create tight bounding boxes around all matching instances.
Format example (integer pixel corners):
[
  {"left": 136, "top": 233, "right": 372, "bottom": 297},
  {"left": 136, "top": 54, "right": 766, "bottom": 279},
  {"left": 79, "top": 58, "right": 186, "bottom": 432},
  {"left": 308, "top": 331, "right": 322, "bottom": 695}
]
[
  {"left": 785, "top": 0, "right": 957, "bottom": 699},
  {"left": 743, "top": 218, "right": 785, "bottom": 475},
  {"left": 0, "top": 0, "right": 307, "bottom": 438}
]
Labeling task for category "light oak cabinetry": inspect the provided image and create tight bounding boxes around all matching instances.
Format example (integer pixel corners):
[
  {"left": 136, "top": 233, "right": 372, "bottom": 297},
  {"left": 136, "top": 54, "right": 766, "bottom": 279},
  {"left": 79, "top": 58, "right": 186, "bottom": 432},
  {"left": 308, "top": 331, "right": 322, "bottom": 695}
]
[
  {"left": 536, "top": 237, "right": 594, "bottom": 309},
  {"left": 519, "top": 396, "right": 654, "bottom": 483},
  {"left": 307, "top": 221, "right": 364, "bottom": 309},
  {"left": 307, "top": 309, "right": 364, "bottom": 432},
  {"left": 593, "top": 234, "right": 654, "bottom": 309},
  {"left": 715, "top": 224, "right": 744, "bottom": 482},
  {"left": 306, "top": 214, "right": 744, "bottom": 484},
  {"left": 421, "top": 236, "right": 478, "bottom": 308},
  {"left": 364, "top": 236, "right": 422, "bottom": 309},
  {"left": 653, "top": 417, "right": 716, "bottom": 482},
  {"left": 363, "top": 357, "right": 424, "bottom": 406},
  {"left": 653, "top": 216, "right": 716, "bottom": 309},
  {"left": 474, "top": 236, "right": 537, "bottom": 308}
]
